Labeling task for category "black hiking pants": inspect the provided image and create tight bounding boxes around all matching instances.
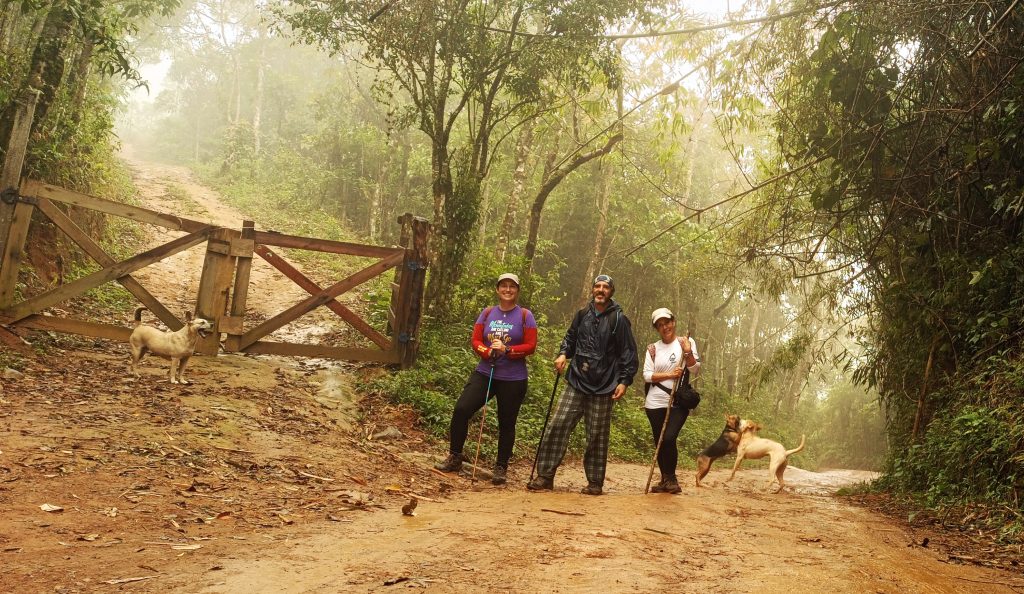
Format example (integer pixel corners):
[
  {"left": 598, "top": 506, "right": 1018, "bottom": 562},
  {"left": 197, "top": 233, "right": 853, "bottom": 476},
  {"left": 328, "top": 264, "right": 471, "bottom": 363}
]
[
  {"left": 645, "top": 406, "right": 690, "bottom": 480},
  {"left": 449, "top": 371, "right": 527, "bottom": 468}
]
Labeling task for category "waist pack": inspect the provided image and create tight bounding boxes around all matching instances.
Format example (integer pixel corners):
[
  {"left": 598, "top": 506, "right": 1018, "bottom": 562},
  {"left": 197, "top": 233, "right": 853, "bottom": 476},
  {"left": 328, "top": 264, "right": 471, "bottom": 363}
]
[
  {"left": 675, "top": 382, "right": 701, "bottom": 410},
  {"left": 646, "top": 379, "right": 701, "bottom": 410}
]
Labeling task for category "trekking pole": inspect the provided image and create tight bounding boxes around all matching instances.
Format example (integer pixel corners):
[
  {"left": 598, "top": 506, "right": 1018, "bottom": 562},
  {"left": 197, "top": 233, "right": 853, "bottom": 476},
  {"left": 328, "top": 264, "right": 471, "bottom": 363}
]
[
  {"left": 529, "top": 371, "right": 561, "bottom": 483},
  {"left": 471, "top": 360, "right": 497, "bottom": 482},
  {"left": 644, "top": 373, "right": 681, "bottom": 494}
]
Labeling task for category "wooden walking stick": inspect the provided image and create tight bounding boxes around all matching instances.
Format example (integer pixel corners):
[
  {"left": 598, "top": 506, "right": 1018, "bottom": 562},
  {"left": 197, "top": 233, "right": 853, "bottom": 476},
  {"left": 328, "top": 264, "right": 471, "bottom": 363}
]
[{"left": 644, "top": 373, "right": 681, "bottom": 494}]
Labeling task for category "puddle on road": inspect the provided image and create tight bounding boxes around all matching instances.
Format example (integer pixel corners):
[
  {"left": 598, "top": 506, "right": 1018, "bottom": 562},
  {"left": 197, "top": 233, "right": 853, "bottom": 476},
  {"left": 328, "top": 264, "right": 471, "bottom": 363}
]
[
  {"left": 786, "top": 467, "right": 879, "bottom": 495},
  {"left": 310, "top": 367, "right": 362, "bottom": 431}
]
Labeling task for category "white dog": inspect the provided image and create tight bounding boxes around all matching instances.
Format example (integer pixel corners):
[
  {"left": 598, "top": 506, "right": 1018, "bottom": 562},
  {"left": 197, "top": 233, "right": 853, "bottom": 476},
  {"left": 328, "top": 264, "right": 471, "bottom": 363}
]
[
  {"left": 129, "top": 307, "right": 212, "bottom": 384},
  {"left": 727, "top": 419, "right": 806, "bottom": 492}
]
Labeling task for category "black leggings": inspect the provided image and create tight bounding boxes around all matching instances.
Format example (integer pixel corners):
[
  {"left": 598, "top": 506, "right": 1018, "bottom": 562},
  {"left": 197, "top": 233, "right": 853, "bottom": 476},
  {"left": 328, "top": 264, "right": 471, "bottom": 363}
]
[
  {"left": 645, "top": 406, "right": 690, "bottom": 480},
  {"left": 448, "top": 371, "right": 528, "bottom": 467}
]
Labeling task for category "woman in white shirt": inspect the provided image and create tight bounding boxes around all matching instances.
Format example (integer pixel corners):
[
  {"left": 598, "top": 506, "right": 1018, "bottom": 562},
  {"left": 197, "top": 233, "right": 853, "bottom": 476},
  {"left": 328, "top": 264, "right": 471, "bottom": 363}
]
[{"left": 642, "top": 307, "right": 701, "bottom": 494}]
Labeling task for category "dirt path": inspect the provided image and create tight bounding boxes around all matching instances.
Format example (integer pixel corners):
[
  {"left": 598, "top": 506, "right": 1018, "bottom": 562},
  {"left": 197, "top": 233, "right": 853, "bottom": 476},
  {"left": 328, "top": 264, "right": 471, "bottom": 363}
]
[
  {"left": 120, "top": 152, "right": 335, "bottom": 341},
  {"left": 3, "top": 162, "right": 1024, "bottom": 593}
]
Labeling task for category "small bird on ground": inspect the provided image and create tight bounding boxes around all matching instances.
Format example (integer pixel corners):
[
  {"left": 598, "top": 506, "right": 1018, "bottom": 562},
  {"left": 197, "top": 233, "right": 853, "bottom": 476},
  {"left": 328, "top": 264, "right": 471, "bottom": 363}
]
[{"left": 401, "top": 497, "right": 418, "bottom": 516}]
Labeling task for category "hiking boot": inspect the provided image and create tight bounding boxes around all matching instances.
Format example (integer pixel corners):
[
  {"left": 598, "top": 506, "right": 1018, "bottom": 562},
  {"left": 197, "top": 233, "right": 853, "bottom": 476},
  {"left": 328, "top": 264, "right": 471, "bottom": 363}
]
[
  {"left": 580, "top": 483, "right": 603, "bottom": 496},
  {"left": 491, "top": 464, "right": 508, "bottom": 485},
  {"left": 527, "top": 476, "right": 553, "bottom": 491},
  {"left": 663, "top": 477, "right": 682, "bottom": 494},
  {"left": 650, "top": 479, "right": 669, "bottom": 493},
  {"left": 434, "top": 452, "right": 464, "bottom": 473}
]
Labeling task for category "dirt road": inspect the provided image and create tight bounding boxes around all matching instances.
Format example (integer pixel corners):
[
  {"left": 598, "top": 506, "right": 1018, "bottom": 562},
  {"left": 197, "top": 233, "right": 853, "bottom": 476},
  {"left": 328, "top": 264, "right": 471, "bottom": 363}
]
[
  {"left": 120, "top": 152, "right": 337, "bottom": 342},
  {"left": 186, "top": 466, "right": 1019, "bottom": 594},
  {"left": 2, "top": 159, "right": 1023, "bottom": 593}
]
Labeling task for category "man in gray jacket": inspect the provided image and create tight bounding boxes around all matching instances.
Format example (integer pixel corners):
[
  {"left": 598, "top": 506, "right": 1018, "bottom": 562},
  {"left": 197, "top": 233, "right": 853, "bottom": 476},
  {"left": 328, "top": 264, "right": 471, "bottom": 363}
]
[{"left": 527, "top": 274, "right": 638, "bottom": 495}]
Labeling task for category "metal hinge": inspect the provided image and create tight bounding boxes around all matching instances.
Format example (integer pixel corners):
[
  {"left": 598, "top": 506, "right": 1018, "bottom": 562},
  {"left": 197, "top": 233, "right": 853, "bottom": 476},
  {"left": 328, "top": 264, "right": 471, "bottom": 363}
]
[{"left": 0, "top": 188, "right": 19, "bottom": 205}]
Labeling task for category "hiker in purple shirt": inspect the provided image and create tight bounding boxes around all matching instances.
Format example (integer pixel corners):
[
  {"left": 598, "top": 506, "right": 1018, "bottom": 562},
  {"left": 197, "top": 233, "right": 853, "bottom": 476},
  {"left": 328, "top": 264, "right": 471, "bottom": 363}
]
[{"left": 435, "top": 273, "right": 537, "bottom": 485}]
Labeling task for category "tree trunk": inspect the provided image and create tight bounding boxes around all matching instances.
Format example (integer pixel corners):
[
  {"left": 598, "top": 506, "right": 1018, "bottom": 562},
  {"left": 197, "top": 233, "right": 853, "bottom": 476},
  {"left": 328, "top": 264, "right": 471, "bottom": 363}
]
[
  {"left": 523, "top": 132, "right": 623, "bottom": 276},
  {"left": 370, "top": 134, "right": 398, "bottom": 242},
  {"left": 578, "top": 160, "right": 611, "bottom": 307},
  {"left": 193, "top": 114, "right": 200, "bottom": 161},
  {"left": 423, "top": 127, "right": 454, "bottom": 312},
  {"left": 381, "top": 131, "right": 412, "bottom": 243},
  {"left": 726, "top": 331, "right": 739, "bottom": 394},
  {"left": 782, "top": 354, "right": 813, "bottom": 412},
  {"left": 428, "top": 167, "right": 481, "bottom": 320},
  {"left": 738, "top": 306, "right": 761, "bottom": 394},
  {"left": 429, "top": 107, "right": 450, "bottom": 231},
  {"left": 232, "top": 52, "right": 241, "bottom": 123},
  {"left": 23, "top": 1, "right": 73, "bottom": 138},
  {"left": 673, "top": 130, "right": 697, "bottom": 308},
  {"left": 495, "top": 120, "right": 534, "bottom": 262},
  {"left": 69, "top": 37, "right": 94, "bottom": 123},
  {"left": 0, "top": 1, "right": 23, "bottom": 54},
  {"left": 25, "top": 5, "right": 51, "bottom": 55},
  {"left": 476, "top": 178, "right": 492, "bottom": 249},
  {"left": 252, "top": 36, "right": 265, "bottom": 155},
  {"left": 911, "top": 335, "right": 940, "bottom": 441}
]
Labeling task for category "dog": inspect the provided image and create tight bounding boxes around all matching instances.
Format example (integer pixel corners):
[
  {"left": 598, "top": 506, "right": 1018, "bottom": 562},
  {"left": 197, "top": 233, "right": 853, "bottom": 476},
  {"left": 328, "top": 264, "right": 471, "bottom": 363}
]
[
  {"left": 727, "top": 419, "right": 806, "bottom": 492},
  {"left": 695, "top": 414, "right": 742, "bottom": 487},
  {"left": 129, "top": 307, "right": 213, "bottom": 384}
]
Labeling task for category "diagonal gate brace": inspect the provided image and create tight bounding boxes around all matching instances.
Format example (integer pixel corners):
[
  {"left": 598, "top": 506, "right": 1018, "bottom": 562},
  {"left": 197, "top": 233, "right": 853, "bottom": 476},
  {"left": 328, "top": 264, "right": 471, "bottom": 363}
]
[
  {"left": 33, "top": 198, "right": 183, "bottom": 330},
  {"left": 254, "top": 244, "right": 392, "bottom": 350},
  {"left": 0, "top": 226, "right": 212, "bottom": 323},
  {"left": 238, "top": 250, "right": 404, "bottom": 349}
]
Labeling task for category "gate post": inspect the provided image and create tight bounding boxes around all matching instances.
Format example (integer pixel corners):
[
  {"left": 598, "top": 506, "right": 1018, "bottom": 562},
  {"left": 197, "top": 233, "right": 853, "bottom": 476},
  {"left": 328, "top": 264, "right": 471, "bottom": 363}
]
[
  {"left": 398, "top": 216, "right": 430, "bottom": 368},
  {"left": 388, "top": 213, "right": 413, "bottom": 337},
  {"left": 195, "top": 227, "right": 238, "bottom": 355},
  {"left": 222, "top": 220, "right": 254, "bottom": 351},
  {"left": 0, "top": 88, "right": 41, "bottom": 308}
]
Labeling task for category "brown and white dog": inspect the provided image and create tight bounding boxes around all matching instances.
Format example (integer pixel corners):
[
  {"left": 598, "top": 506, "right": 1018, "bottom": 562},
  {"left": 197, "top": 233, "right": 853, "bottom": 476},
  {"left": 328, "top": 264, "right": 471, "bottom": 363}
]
[
  {"left": 129, "top": 307, "right": 212, "bottom": 384},
  {"left": 695, "top": 414, "right": 742, "bottom": 487},
  {"left": 727, "top": 419, "right": 805, "bottom": 492}
]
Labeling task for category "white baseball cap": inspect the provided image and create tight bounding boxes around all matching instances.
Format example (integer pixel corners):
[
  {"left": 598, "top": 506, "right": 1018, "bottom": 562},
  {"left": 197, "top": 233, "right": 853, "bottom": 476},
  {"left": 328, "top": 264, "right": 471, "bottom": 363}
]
[
  {"left": 651, "top": 307, "right": 674, "bottom": 327},
  {"left": 496, "top": 273, "right": 520, "bottom": 286}
]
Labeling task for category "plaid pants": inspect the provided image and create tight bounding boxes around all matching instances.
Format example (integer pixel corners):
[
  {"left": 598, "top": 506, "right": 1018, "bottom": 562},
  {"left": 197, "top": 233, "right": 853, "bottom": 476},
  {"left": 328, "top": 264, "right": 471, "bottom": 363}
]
[{"left": 534, "top": 383, "right": 615, "bottom": 487}]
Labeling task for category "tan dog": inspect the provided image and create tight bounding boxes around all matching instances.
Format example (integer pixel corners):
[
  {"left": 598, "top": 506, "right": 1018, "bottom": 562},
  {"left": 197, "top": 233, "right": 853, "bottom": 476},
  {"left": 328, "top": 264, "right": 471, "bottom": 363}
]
[
  {"left": 727, "top": 419, "right": 805, "bottom": 492},
  {"left": 695, "top": 414, "right": 742, "bottom": 487},
  {"left": 129, "top": 307, "right": 212, "bottom": 384}
]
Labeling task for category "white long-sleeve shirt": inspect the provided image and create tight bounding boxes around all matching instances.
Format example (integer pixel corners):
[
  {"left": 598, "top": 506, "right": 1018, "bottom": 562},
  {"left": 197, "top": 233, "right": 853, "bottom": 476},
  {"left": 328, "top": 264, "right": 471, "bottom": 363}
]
[{"left": 642, "top": 336, "right": 701, "bottom": 409}]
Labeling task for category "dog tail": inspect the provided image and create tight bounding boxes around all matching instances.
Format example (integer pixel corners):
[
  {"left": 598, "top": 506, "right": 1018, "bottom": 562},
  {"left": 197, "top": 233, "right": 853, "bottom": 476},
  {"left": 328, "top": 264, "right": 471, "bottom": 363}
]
[
  {"left": 133, "top": 306, "right": 147, "bottom": 327},
  {"left": 787, "top": 435, "right": 806, "bottom": 456}
]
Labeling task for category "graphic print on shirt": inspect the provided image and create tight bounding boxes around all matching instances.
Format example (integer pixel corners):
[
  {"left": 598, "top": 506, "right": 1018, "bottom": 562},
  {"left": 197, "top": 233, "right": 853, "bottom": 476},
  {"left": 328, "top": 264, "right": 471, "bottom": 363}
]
[{"left": 487, "top": 320, "right": 514, "bottom": 346}]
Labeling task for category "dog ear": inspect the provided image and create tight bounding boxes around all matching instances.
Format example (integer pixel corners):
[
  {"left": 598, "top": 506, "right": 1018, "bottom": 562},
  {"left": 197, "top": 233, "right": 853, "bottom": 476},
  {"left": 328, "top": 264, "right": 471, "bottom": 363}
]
[{"left": 185, "top": 310, "right": 193, "bottom": 322}]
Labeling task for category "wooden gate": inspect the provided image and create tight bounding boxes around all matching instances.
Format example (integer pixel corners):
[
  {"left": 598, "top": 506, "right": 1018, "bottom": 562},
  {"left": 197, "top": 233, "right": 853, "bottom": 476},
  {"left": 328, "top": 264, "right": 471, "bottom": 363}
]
[
  {"left": 0, "top": 92, "right": 429, "bottom": 367},
  {"left": 0, "top": 180, "right": 429, "bottom": 367}
]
